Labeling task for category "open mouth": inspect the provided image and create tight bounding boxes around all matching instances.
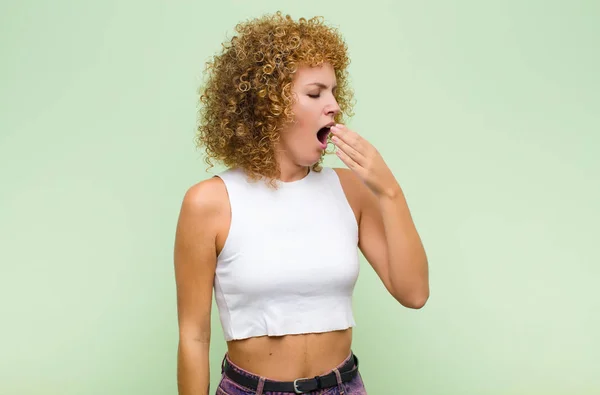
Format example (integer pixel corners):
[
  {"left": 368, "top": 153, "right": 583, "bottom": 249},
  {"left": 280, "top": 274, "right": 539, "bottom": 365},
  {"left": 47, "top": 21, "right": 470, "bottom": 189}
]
[{"left": 316, "top": 126, "right": 332, "bottom": 146}]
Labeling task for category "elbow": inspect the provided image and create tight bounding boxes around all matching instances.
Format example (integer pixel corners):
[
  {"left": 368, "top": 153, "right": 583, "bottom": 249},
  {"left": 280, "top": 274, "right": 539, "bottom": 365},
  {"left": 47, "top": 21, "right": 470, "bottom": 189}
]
[
  {"left": 393, "top": 285, "right": 429, "bottom": 309},
  {"left": 178, "top": 326, "right": 211, "bottom": 345},
  {"left": 401, "top": 292, "right": 429, "bottom": 309}
]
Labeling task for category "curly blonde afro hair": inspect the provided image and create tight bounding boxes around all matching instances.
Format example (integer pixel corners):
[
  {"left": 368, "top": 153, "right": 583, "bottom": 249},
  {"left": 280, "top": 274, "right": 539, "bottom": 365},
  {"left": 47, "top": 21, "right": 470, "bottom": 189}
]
[{"left": 195, "top": 11, "right": 354, "bottom": 186}]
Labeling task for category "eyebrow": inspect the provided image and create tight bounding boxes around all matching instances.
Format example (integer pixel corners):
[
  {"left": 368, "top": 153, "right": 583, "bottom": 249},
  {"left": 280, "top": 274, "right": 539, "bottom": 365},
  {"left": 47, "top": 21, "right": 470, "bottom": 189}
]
[{"left": 306, "top": 82, "right": 337, "bottom": 91}]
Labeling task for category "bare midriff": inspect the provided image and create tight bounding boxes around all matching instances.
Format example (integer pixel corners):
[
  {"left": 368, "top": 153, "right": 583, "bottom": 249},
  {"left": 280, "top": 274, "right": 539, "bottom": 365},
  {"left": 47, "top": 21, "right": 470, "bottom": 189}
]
[{"left": 225, "top": 328, "right": 353, "bottom": 380}]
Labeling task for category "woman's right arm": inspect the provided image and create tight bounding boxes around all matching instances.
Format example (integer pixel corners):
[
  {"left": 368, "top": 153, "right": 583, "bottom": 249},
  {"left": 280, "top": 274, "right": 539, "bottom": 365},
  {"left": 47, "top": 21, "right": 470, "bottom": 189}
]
[{"left": 173, "top": 179, "right": 223, "bottom": 395}]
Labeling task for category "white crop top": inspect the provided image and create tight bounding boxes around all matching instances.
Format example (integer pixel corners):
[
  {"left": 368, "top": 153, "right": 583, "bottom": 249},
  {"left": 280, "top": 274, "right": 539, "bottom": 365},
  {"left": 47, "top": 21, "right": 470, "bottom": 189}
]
[{"left": 213, "top": 166, "right": 360, "bottom": 341}]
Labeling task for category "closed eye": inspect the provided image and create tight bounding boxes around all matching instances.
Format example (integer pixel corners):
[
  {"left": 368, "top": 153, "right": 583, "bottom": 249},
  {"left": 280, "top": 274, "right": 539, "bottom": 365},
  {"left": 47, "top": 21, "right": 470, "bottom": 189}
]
[{"left": 306, "top": 82, "right": 337, "bottom": 100}]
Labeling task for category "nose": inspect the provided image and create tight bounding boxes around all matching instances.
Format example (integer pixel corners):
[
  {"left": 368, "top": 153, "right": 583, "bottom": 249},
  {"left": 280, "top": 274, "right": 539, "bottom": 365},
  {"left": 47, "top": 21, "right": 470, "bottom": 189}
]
[{"left": 325, "top": 96, "right": 341, "bottom": 117}]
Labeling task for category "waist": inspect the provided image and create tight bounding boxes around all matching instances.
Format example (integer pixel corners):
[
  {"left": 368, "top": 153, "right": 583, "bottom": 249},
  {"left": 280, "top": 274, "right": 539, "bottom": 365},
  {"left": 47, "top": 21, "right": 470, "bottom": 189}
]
[{"left": 225, "top": 328, "right": 353, "bottom": 380}]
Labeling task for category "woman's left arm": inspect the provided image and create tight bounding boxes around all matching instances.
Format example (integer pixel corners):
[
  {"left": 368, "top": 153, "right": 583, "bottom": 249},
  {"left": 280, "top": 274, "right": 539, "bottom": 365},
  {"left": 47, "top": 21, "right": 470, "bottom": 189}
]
[{"left": 330, "top": 124, "right": 429, "bottom": 308}]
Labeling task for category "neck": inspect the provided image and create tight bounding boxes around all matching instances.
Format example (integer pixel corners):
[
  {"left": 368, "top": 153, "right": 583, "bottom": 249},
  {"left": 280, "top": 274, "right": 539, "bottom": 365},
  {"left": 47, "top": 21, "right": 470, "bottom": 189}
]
[{"left": 275, "top": 152, "right": 310, "bottom": 183}]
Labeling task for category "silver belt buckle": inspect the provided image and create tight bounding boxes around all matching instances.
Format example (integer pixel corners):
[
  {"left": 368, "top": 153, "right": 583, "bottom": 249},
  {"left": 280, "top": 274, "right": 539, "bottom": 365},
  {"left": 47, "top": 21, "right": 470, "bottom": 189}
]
[{"left": 293, "top": 377, "right": 308, "bottom": 394}]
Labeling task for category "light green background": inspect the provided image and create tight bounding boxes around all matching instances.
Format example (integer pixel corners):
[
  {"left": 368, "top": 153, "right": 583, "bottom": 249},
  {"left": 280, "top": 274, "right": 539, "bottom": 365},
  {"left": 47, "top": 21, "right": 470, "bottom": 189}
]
[{"left": 1, "top": 1, "right": 598, "bottom": 394}]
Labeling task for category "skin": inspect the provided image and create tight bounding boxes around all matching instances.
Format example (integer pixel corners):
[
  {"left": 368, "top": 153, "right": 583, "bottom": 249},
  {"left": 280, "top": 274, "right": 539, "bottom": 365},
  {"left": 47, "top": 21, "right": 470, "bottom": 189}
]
[
  {"left": 274, "top": 63, "right": 341, "bottom": 182},
  {"left": 174, "top": 63, "right": 429, "bottom": 394}
]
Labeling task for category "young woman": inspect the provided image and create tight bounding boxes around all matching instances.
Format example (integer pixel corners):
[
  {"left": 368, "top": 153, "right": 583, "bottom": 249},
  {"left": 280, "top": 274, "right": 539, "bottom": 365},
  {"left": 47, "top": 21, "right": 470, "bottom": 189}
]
[{"left": 174, "top": 11, "right": 429, "bottom": 395}]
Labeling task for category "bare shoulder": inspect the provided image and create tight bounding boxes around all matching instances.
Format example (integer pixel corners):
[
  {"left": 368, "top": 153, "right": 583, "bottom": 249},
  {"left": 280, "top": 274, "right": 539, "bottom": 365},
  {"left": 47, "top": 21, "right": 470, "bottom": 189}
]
[
  {"left": 181, "top": 176, "right": 228, "bottom": 215},
  {"left": 176, "top": 176, "right": 230, "bottom": 256},
  {"left": 332, "top": 167, "right": 360, "bottom": 188},
  {"left": 331, "top": 167, "right": 368, "bottom": 221},
  {"left": 332, "top": 167, "right": 370, "bottom": 198}
]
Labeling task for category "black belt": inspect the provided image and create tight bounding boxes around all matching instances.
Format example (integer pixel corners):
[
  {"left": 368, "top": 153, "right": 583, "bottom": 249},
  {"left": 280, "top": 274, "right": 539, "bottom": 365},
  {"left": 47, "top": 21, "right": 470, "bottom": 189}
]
[{"left": 222, "top": 353, "right": 359, "bottom": 394}]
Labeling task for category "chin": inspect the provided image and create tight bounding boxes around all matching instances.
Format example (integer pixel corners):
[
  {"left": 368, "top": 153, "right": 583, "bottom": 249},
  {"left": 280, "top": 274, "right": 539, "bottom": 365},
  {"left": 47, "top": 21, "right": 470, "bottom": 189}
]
[
  {"left": 306, "top": 152, "right": 324, "bottom": 166},
  {"left": 289, "top": 146, "right": 324, "bottom": 167}
]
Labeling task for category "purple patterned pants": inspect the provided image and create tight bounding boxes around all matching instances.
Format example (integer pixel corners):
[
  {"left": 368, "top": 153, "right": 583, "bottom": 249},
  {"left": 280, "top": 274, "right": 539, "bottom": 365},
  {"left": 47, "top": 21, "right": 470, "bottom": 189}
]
[{"left": 216, "top": 352, "right": 368, "bottom": 395}]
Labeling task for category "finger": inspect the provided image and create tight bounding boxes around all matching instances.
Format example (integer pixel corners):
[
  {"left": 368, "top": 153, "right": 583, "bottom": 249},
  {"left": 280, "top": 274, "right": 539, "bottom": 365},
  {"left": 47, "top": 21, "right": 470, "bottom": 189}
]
[
  {"left": 332, "top": 135, "right": 365, "bottom": 165},
  {"left": 335, "top": 144, "right": 361, "bottom": 171},
  {"left": 330, "top": 124, "right": 365, "bottom": 152}
]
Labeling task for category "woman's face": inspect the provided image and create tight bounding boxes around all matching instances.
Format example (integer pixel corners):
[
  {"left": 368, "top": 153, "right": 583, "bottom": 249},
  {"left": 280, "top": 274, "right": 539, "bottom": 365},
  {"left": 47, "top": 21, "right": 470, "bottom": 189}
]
[{"left": 276, "top": 62, "right": 341, "bottom": 168}]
